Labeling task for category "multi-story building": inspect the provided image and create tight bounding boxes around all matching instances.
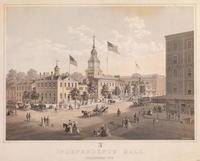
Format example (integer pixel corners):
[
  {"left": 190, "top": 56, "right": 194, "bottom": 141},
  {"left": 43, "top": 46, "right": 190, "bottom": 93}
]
[
  {"left": 143, "top": 74, "right": 166, "bottom": 96},
  {"left": 95, "top": 75, "right": 125, "bottom": 98},
  {"left": 121, "top": 73, "right": 166, "bottom": 97},
  {"left": 166, "top": 31, "right": 194, "bottom": 96},
  {"left": 15, "top": 80, "right": 36, "bottom": 102},
  {"left": 35, "top": 65, "right": 80, "bottom": 104},
  {"left": 153, "top": 31, "right": 194, "bottom": 118},
  {"left": 6, "top": 85, "right": 16, "bottom": 102},
  {"left": 165, "top": 31, "right": 194, "bottom": 116}
]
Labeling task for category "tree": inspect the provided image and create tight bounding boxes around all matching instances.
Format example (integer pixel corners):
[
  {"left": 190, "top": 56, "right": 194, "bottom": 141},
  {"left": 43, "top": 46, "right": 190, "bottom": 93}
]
[
  {"left": 31, "top": 87, "right": 40, "bottom": 103},
  {"left": 125, "top": 84, "right": 131, "bottom": 96},
  {"left": 22, "top": 91, "right": 31, "bottom": 103},
  {"left": 87, "top": 80, "right": 97, "bottom": 102},
  {"left": 71, "top": 72, "right": 84, "bottom": 82},
  {"left": 82, "top": 91, "right": 89, "bottom": 101},
  {"left": 114, "top": 86, "right": 121, "bottom": 96},
  {"left": 81, "top": 91, "right": 89, "bottom": 105},
  {"left": 17, "top": 72, "right": 27, "bottom": 81},
  {"left": 70, "top": 88, "right": 81, "bottom": 108},
  {"left": 101, "top": 84, "right": 109, "bottom": 98},
  {"left": 6, "top": 69, "right": 17, "bottom": 88},
  {"left": 108, "top": 93, "right": 112, "bottom": 99},
  {"left": 27, "top": 69, "right": 39, "bottom": 80}
]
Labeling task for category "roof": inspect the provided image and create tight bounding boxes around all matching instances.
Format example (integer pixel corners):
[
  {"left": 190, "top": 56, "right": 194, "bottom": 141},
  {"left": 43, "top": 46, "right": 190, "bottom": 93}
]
[
  {"left": 94, "top": 75, "right": 121, "bottom": 81},
  {"left": 17, "top": 80, "right": 35, "bottom": 85},
  {"left": 165, "top": 31, "right": 193, "bottom": 39},
  {"left": 38, "top": 75, "right": 77, "bottom": 82},
  {"left": 152, "top": 95, "right": 194, "bottom": 101}
]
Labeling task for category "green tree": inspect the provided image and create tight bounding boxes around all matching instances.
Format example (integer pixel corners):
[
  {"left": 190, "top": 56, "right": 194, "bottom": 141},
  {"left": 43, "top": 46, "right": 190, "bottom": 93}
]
[
  {"left": 101, "top": 84, "right": 109, "bottom": 98},
  {"left": 87, "top": 80, "right": 97, "bottom": 102},
  {"left": 22, "top": 91, "right": 31, "bottom": 103},
  {"left": 31, "top": 87, "right": 40, "bottom": 103},
  {"left": 114, "top": 86, "right": 121, "bottom": 96},
  {"left": 82, "top": 91, "right": 89, "bottom": 102},
  {"left": 70, "top": 88, "right": 81, "bottom": 108},
  {"left": 71, "top": 72, "right": 84, "bottom": 82},
  {"left": 6, "top": 69, "right": 17, "bottom": 88},
  {"left": 125, "top": 84, "right": 131, "bottom": 96},
  {"left": 27, "top": 69, "right": 39, "bottom": 80}
]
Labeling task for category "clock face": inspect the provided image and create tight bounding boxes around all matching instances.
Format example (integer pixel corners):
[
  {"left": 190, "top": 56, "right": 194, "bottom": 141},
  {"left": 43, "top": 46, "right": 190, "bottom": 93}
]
[{"left": 89, "top": 63, "right": 94, "bottom": 68}]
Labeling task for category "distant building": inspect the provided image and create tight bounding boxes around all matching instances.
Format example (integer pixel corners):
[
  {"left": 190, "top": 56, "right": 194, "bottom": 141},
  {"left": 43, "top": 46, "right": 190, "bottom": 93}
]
[
  {"left": 15, "top": 80, "right": 36, "bottom": 102},
  {"left": 143, "top": 74, "right": 166, "bottom": 96},
  {"left": 94, "top": 75, "right": 125, "bottom": 98},
  {"left": 121, "top": 73, "right": 166, "bottom": 97}
]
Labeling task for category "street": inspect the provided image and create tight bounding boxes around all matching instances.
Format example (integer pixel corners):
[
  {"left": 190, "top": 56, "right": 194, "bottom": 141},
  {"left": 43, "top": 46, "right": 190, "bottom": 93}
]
[{"left": 6, "top": 100, "right": 194, "bottom": 140}]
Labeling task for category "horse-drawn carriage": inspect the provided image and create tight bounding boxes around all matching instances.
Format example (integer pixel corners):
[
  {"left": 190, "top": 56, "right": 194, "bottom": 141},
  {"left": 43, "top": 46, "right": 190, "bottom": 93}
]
[
  {"left": 81, "top": 106, "right": 109, "bottom": 118},
  {"left": 31, "top": 103, "right": 46, "bottom": 111}
]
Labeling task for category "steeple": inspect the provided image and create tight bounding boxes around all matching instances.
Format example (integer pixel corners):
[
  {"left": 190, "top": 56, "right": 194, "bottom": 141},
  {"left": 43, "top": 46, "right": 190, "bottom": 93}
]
[
  {"left": 54, "top": 59, "right": 60, "bottom": 76},
  {"left": 86, "top": 34, "right": 103, "bottom": 79},
  {"left": 93, "top": 34, "right": 95, "bottom": 49}
]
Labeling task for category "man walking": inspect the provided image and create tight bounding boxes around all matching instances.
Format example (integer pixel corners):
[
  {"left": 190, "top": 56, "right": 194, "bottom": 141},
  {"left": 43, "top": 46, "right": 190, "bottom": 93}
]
[{"left": 28, "top": 113, "right": 31, "bottom": 122}]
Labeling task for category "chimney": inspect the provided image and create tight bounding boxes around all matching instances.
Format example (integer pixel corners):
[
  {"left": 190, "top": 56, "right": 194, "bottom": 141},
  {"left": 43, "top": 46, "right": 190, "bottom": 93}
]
[{"left": 51, "top": 71, "right": 53, "bottom": 80}]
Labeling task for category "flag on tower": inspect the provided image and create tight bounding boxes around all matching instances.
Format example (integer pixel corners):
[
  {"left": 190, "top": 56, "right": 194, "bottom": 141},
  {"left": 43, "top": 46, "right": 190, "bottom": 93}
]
[
  {"left": 135, "top": 62, "right": 140, "bottom": 69},
  {"left": 107, "top": 41, "right": 119, "bottom": 54},
  {"left": 69, "top": 55, "right": 77, "bottom": 66}
]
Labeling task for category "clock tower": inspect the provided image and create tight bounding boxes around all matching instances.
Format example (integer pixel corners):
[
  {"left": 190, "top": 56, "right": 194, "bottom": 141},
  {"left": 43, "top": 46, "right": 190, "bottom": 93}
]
[{"left": 86, "top": 35, "right": 103, "bottom": 80}]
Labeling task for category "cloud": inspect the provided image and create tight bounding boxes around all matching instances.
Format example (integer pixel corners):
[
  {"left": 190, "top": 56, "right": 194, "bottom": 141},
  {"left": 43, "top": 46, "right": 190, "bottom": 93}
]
[
  {"left": 7, "top": 16, "right": 165, "bottom": 75},
  {"left": 124, "top": 16, "right": 151, "bottom": 39}
]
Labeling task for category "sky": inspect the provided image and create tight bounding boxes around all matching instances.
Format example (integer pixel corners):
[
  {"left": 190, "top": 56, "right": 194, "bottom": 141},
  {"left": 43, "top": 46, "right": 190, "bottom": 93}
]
[{"left": 6, "top": 5, "right": 194, "bottom": 76}]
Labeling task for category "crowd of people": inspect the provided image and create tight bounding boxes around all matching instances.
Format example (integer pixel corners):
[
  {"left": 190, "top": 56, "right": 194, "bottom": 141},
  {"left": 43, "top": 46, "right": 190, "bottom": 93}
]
[
  {"left": 63, "top": 120, "right": 80, "bottom": 135},
  {"left": 41, "top": 115, "right": 50, "bottom": 126},
  {"left": 93, "top": 124, "right": 111, "bottom": 137},
  {"left": 26, "top": 112, "right": 31, "bottom": 122}
]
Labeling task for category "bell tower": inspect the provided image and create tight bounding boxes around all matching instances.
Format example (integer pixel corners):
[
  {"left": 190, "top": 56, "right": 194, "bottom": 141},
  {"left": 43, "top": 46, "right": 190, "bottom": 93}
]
[
  {"left": 86, "top": 35, "right": 103, "bottom": 79},
  {"left": 54, "top": 60, "right": 60, "bottom": 76}
]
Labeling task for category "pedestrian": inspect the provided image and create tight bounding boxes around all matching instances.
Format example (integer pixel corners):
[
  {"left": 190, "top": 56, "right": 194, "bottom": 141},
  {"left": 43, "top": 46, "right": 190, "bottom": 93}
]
[
  {"left": 26, "top": 113, "right": 28, "bottom": 121},
  {"left": 28, "top": 113, "right": 31, "bottom": 121},
  {"left": 44, "top": 116, "right": 46, "bottom": 125},
  {"left": 41, "top": 117, "right": 43, "bottom": 126},
  {"left": 122, "top": 118, "right": 125, "bottom": 128},
  {"left": 46, "top": 115, "right": 49, "bottom": 126},
  {"left": 137, "top": 117, "right": 140, "bottom": 123},
  {"left": 117, "top": 108, "right": 121, "bottom": 117},
  {"left": 153, "top": 118, "right": 155, "bottom": 126}
]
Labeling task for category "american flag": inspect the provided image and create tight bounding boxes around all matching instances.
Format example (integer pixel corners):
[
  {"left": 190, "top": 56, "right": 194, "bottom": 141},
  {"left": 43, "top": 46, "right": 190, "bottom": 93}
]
[
  {"left": 135, "top": 62, "right": 140, "bottom": 69},
  {"left": 69, "top": 55, "right": 77, "bottom": 66},
  {"left": 107, "top": 41, "right": 119, "bottom": 54}
]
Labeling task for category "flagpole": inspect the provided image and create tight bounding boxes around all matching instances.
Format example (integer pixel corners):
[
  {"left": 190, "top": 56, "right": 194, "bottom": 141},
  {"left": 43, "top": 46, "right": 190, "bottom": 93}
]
[
  {"left": 107, "top": 52, "right": 108, "bottom": 75},
  {"left": 69, "top": 56, "right": 70, "bottom": 75}
]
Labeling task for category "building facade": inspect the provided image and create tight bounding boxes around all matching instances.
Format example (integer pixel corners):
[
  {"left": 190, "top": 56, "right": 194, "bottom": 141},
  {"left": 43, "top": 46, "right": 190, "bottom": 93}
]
[
  {"left": 94, "top": 76, "right": 125, "bottom": 98},
  {"left": 15, "top": 80, "right": 36, "bottom": 102},
  {"left": 121, "top": 73, "right": 166, "bottom": 97},
  {"left": 166, "top": 31, "right": 194, "bottom": 96},
  {"left": 164, "top": 31, "right": 194, "bottom": 117},
  {"left": 35, "top": 65, "right": 80, "bottom": 104}
]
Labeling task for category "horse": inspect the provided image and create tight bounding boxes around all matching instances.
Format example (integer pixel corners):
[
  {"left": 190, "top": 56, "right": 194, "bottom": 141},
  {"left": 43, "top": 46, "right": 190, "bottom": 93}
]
[
  {"left": 63, "top": 123, "right": 70, "bottom": 133},
  {"left": 82, "top": 110, "right": 89, "bottom": 118}
]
